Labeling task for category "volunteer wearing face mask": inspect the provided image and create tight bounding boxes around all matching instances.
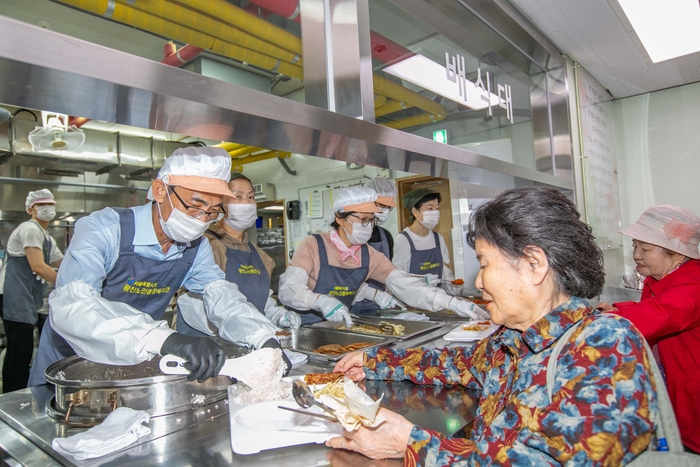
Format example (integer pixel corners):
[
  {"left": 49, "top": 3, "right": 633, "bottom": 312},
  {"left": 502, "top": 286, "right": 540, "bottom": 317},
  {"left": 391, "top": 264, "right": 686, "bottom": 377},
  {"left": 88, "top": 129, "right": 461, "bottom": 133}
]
[
  {"left": 278, "top": 186, "right": 488, "bottom": 326},
  {"left": 28, "top": 148, "right": 282, "bottom": 387},
  {"left": 0, "top": 189, "right": 63, "bottom": 393},
  {"left": 350, "top": 177, "right": 404, "bottom": 316},
  {"left": 394, "top": 188, "right": 457, "bottom": 290},
  {"left": 176, "top": 173, "right": 301, "bottom": 339}
]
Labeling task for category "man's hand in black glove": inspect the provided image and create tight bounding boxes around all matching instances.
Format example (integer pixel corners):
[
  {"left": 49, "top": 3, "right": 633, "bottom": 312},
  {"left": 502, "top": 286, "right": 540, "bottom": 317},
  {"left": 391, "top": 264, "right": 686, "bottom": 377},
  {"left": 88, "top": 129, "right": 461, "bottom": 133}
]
[
  {"left": 261, "top": 338, "right": 292, "bottom": 376},
  {"left": 160, "top": 333, "right": 227, "bottom": 383}
]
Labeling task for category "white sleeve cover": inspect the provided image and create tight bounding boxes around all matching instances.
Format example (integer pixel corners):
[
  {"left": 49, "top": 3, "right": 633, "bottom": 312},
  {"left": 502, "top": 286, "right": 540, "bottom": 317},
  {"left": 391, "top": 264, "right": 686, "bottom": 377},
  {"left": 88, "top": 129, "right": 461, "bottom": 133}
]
[
  {"left": 278, "top": 266, "right": 319, "bottom": 311},
  {"left": 202, "top": 279, "right": 276, "bottom": 350},
  {"left": 442, "top": 266, "right": 455, "bottom": 283},
  {"left": 263, "top": 291, "right": 288, "bottom": 320},
  {"left": 353, "top": 282, "right": 377, "bottom": 305},
  {"left": 176, "top": 292, "right": 217, "bottom": 336},
  {"left": 49, "top": 280, "right": 175, "bottom": 365},
  {"left": 385, "top": 269, "right": 454, "bottom": 311}
]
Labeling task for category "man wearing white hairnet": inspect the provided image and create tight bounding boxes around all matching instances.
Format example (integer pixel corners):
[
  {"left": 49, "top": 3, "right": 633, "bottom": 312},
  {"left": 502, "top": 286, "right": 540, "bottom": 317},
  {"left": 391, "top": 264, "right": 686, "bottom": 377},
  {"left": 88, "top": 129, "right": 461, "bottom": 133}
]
[
  {"left": 1, "top": 189, "right": 63, "bottom": 392},
  {"left": 278, "top": 186, "right": 489, "bottom": 326},
  {"left": 29, "top": 147, "right": 284, "bottom": 387}
]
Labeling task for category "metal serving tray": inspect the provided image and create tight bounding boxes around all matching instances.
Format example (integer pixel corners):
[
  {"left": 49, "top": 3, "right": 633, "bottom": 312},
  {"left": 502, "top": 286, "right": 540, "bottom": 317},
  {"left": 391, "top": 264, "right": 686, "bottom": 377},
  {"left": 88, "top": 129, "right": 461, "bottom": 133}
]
[
  {"left": 308, "top": 317, "right": 445, "bottom": 341},
  {"left": 285, "top": 327, "right": 391, "bottom": 362}
]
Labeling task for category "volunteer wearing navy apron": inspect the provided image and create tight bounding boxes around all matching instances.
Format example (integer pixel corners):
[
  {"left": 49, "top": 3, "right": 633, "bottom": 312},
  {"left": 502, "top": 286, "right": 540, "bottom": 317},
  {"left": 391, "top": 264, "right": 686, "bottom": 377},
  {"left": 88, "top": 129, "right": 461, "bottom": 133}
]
[
  {"left": 278, "top": 187, "right": 489, "bottom": 327},
  {"left": 29, "top": 148, "right": 283, "bottom": 387},
  {"left": 393, "top": 188, "right": 458, "bottom": 290},
  {"left": 1, "top": 189, "right": 63, "bottom": 393},
  {"left": 351, "top": 177, "right": 404, "bottom": 316},
  {"left": 176, "top": 173, "right": 300, "bottom": 338}
]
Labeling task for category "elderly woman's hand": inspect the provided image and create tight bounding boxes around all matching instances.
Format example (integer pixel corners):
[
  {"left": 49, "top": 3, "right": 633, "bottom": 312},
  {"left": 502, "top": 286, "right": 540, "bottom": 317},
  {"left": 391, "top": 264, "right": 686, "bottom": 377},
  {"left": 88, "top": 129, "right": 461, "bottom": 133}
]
[
  {"left": 333, "top": 351, "right": 366, "bottom": 381},
  {"left": 326, "top": 408, "right": 414, "bottom": 459},
  {"left": 595, "top": 301, "right": 618, "bottom": 312}
]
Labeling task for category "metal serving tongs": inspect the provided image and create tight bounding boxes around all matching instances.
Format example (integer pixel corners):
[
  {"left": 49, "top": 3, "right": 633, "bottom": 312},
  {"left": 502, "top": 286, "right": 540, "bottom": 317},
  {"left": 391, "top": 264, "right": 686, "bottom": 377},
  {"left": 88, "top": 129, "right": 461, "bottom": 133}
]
[{"left": 348, "top": 314, "right": 396, "bottom": 334}]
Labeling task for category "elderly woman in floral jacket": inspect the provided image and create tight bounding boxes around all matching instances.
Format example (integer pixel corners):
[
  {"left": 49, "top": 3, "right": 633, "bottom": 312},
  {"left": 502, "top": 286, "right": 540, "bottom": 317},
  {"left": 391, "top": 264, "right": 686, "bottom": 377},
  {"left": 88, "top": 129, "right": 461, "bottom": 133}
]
[{"left": 330, "top": 187, "right": 659, "bottom": 466}]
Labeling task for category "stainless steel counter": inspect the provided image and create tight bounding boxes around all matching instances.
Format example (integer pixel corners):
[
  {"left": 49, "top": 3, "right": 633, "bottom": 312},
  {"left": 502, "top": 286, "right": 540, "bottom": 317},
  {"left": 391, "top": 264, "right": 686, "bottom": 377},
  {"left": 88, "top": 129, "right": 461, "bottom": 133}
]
[{"left": 0, "top": 325, "right": 478, "bottom": 466}]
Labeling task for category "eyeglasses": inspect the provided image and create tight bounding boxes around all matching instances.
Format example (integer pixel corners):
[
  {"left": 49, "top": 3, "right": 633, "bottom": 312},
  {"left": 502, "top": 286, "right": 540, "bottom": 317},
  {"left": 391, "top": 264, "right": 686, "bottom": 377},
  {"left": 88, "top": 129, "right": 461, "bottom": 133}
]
[
  {"left": 349, "top": 214, "right": 376, "bottom": 227},
  {"left": 170, "top": 187, "right": 225, "bottom": 222}
]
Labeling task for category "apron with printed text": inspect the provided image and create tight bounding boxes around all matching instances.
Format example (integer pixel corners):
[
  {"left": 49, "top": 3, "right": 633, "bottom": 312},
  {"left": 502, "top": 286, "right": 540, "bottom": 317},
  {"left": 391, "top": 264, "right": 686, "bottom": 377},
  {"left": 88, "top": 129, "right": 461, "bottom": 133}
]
[
  {"left": 2, "top": 221, "right": 51, "bottom": 325},
  {"left": 177, "top": 231, "right": 270, "bottom": 336},
  {"left": 294, "top": 234, "right": 369, "bottom": 324},
  {"left": 29, "top": 208, "right": 200, "bottom": 386},
  {"left": 400, "top": 230, "right": 443, "bottom": 278},
  {"left": 350, "top": 227, "right": 390, "bottom": 317}
]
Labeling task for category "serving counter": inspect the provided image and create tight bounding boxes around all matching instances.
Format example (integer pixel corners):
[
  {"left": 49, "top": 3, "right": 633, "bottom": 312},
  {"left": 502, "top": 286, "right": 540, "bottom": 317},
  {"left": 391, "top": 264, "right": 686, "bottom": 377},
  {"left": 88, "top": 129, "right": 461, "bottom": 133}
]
[{"left": 0, "top": 324, "right": 478, "bottom": 466}]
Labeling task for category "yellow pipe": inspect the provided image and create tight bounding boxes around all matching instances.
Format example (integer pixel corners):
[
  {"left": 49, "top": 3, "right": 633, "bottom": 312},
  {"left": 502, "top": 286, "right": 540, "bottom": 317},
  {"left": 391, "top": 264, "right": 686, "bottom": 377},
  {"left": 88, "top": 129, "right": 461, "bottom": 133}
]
[
  {"left": 373, "top": 74, "right": 446, "bottom": 117},
  {"left": 215, "top": 142, "right": 246, "bottom": 152},
  {"left": 175, "top": 0, "right": 302, "bottom": 55},
  {"left": 381, "top": 112, "right": 445, "bottom": 130},
  {"left": 228, "top": 146, "right": 268, "bottom": 159},
  {"left": 236, "top": 151, "right": 292, "bottom": 165},
  {"left": 124, "top": 0, "right": 303, "bottom": 66},
  {"left": 374, "top": 94, "right": 388, "bottom": 108},
  {"left": 375, "top": 99, "right": 410, "bottom": 117},
  {"left": 58, "top": 0, "right": 303, "bottom": 80}
]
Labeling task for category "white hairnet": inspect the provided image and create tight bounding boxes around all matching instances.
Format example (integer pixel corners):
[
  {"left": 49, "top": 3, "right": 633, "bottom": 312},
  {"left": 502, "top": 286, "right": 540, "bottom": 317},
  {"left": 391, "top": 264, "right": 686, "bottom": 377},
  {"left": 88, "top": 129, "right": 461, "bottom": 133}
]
[
  {"left": 365, "top": 177, "right": 397, "bottom": 207},
  {"left": 25, "top": 188, "right": 56, "bottom": 212},
  {"left": 147, "top": 146, "right": 234, "bottom": 200},
  {"left": 329, "top": 186, "right": 380, "bottom": 222}
]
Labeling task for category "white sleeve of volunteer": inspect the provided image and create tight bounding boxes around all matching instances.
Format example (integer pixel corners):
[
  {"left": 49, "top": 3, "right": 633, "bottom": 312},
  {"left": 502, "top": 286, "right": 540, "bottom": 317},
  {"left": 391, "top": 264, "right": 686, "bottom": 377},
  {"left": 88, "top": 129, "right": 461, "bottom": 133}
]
[
  {"left": 176, "top": 292, "right": 216, "bottom": 336},
  {"left": 49, "top": 280, "right": 174, "bottom": 365},
  {"left": 353, "top": 282, "right": 377, "bottom": 304},
  {"left": 439, "top": 234, "right": 451, "bottom": 266},
  {"left": 278, "top": 266, "right": 319, "bottom": 310},
  {"left": 442, "top": 266, "right": 455, "bottom": 283},
  {"left": 202, "top": 279, "right": 276, "bottom": 349},
  {"left": 391, "top": 234, "right": 411, "bottom": 273},
  {"left": 385, "top": 269, "right": 453, "bottom": 311}
]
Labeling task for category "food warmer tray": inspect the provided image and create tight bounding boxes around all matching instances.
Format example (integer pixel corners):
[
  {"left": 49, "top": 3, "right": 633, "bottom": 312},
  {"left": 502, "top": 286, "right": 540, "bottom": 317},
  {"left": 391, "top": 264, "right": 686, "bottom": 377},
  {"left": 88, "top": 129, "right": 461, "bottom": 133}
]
[
  {"left": 307, "top": 317, "right": 446, "bottom": 340},
  {"left": 284, "top": 327, "right": 391, "bottom": 362}
]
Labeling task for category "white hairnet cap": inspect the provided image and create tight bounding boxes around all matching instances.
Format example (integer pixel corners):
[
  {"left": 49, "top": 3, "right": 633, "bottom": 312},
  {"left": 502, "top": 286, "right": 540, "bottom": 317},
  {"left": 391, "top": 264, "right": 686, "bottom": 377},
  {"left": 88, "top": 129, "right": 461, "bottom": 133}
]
[
  {"left": 26, "top": 188, "right": 56, "bottom": 212},
  {"left": 365, "top": 177, "right": 397, "bottom": 207},
  {"left": 329, "top": 186, "right": 381, "bottom": 222},
  {"left": 147, "top": 146, "right": 235, "bottom": 200}
]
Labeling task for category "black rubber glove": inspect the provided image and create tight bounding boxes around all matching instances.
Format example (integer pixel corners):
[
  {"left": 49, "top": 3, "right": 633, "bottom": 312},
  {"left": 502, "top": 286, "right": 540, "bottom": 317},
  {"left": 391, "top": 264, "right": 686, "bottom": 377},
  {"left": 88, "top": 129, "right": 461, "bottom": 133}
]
[
  {"left": 262, "top": 338, "right": 292, "bottom": 376},
  {"left": 160, "top": 333, "right": 227, "bottom": 383}
]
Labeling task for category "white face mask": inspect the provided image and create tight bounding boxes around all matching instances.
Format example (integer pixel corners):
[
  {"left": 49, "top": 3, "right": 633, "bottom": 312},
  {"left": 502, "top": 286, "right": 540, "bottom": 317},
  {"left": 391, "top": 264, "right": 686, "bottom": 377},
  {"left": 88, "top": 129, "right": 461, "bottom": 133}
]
[
  {"left": 374, "top": 208, "right": 391, "bottom": 226},
  {"left": 157, "top": 193, "right": 210, "bottom": 243},
  {"left": 343, "top": 221, "right": 374, "bottom": 245},
  {"left": 419, "top": 210, "right": 440, "bottom": 230},
  {"left": 225, "top": 203, "right": 257, "bottom": 231},
  {"left": 35, "top": 205, "right": 56, "bottom": 222}
]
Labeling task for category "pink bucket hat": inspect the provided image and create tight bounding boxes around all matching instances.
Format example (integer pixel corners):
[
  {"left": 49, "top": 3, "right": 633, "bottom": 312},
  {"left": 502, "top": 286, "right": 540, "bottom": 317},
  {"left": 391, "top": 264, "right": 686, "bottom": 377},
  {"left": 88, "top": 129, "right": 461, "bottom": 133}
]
[{"left": 621, "top": 205, "right": 700, "bottom": 259}]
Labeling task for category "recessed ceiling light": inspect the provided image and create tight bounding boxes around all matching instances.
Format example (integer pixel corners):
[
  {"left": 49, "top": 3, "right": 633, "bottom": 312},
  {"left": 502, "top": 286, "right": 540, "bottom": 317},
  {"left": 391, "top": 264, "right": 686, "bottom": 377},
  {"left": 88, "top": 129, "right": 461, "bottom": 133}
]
[{"left": 609, "top": 0, "right": 700, "bottom": 63}]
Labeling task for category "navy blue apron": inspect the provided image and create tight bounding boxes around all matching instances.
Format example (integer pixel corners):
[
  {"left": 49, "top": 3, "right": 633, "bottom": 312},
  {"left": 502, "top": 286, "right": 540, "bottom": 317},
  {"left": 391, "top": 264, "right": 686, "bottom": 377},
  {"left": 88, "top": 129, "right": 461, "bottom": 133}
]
[
  {"left": 350, "top": 227, "right": 390, "bottom": 317},
  {"left": 177, "top": 231, "right": 270, "bottom": 336},
  {"left": 400, "top": 230, "right": 443, "bottom": 278},
  {"left": 3, "top": 221, "right": 51, "bottom": 325},
  {"left": 28, "top": 208, "right": 200, "bottom": 386},
  {"left": 294, "top": 234, "right": 369, "bottom": 324}
]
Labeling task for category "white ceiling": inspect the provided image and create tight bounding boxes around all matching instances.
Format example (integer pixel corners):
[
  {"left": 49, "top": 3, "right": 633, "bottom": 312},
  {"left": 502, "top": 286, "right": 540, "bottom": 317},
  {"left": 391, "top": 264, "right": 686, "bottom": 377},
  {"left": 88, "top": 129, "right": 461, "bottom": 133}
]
[{"left": 506, "top": 0, "right": 700, "bottom": 98}]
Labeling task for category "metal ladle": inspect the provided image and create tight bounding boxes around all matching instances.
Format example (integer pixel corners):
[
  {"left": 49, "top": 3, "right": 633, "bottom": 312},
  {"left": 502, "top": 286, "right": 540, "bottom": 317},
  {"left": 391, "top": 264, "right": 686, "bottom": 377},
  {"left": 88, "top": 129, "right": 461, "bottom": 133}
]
[{"left": 292, "top": 380, "right": 338, "bottom": 420}]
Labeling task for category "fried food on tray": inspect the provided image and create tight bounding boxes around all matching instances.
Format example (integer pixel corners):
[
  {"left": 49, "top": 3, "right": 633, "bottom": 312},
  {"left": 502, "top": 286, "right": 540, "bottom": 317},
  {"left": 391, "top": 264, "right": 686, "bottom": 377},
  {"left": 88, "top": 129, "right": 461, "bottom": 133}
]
[
  {"left": 314, "top": 342, "right": 374, "bottom": 355},
  {"left": 451, "top": 279, "right": 464, "bottom": 285},
  {"left": 336, "top": 321, "right": 405, "bottom": 336},
  {"left": 304, "top": 371, "right": 344, "bottom": 385},
  {"left": 461, "top": 321, "right": 492, "bottom": 332}
]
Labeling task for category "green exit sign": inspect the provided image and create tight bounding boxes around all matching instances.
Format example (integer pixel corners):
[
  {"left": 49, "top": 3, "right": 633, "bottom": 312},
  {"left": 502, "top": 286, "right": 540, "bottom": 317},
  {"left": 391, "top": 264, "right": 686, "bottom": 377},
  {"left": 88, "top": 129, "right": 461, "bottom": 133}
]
[{"left": 433, "top": 129, "right": 449, "bottom": 144}]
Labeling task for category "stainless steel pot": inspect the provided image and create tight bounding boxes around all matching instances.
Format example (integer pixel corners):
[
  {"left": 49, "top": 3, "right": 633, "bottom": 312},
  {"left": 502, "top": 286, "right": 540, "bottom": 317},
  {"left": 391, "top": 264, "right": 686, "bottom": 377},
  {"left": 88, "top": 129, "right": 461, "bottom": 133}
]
[{"left": 45, "top": 341, "right": 248, "bottom": 426}]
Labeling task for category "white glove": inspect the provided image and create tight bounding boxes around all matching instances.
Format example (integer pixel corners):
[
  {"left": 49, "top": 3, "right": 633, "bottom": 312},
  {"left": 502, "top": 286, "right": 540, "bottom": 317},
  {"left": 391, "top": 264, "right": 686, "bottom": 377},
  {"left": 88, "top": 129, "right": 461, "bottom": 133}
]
[
  {"left": 268, "top": 308, "right": 302, "bottom": 332},
  {"left": 373, "top": 290, "right": 407, "bottom": 311},
  {"left": 33, "top": 272, "right": 46, "bottom": 284},
  {"left": 421, "top": 274, "right": 441, "bottom": 287},
  {"left": 448, "top": 297, "right": 490, "bottom": 320},
  {"left": 445, "top": 283, "right": 463, "bottom": 296},
  {"left": 315, "top": 295, "right": 353, "bottom": 328}
]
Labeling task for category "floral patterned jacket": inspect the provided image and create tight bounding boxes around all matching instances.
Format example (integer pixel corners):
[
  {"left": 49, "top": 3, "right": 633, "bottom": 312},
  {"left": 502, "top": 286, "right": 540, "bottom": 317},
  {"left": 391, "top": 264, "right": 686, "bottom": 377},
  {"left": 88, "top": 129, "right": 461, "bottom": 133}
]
[{"left": 364, "top": 297, "right": 658, "bottom": 466}]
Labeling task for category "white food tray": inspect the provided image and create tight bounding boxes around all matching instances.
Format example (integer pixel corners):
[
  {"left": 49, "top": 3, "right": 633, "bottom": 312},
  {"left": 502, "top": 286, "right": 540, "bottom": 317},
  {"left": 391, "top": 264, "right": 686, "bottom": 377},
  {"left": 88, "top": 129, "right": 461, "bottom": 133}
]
[
  {"left": 443, "top": 321, "right": 499, "bottom": 342},
  {"left": 228, "top": 378, "right": 343, "bottom": 455}
]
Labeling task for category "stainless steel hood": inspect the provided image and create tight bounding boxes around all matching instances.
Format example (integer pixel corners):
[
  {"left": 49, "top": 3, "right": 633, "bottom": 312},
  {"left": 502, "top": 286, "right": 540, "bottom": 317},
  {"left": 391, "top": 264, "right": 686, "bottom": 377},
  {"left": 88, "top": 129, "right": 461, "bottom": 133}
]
[{"left": 0, "top": 14, "right": 572, "bottom": 191}]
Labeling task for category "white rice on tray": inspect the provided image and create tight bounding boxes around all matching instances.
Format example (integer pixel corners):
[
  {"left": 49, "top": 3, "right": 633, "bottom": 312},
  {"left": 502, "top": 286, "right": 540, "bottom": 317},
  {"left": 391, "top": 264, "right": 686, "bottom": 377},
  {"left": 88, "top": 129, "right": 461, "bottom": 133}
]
[{"left": 231, "top": 380, "right": 292, "bottom": 404}]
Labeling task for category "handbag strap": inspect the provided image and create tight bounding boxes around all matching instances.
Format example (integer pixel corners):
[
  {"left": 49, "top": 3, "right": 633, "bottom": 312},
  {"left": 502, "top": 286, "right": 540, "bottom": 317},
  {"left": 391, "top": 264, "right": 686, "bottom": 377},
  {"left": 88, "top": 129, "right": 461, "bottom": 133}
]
[{"left": 546, "top": 315, "right": 683, "bottom": 452}]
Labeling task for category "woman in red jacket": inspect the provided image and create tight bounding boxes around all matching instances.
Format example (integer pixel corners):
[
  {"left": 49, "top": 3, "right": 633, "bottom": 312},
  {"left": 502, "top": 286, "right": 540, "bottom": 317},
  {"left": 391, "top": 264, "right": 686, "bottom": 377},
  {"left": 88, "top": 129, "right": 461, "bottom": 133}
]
[{"left": 600, "top": 205, "right": 700, "bottom": 454}]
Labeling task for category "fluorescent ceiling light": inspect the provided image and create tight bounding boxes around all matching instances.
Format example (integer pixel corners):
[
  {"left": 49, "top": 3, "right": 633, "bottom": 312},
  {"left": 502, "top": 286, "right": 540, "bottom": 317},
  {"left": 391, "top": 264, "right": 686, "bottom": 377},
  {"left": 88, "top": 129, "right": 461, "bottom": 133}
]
[
  {"left": 383, "top": 54, "right": 499, "bottom": 111},
  {"left": 263, "top": 206, "right": 284, "bottom": 210},
  {"left": 612, "top": 0, "right": 700, "bottom": 63}
]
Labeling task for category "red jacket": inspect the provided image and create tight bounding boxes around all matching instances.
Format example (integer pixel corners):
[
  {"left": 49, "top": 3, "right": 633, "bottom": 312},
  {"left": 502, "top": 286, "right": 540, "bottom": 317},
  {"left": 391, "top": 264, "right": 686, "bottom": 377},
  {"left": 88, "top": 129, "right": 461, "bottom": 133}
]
[{"left": 614, "top": 259, "right": 700, "bottom": 452}]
